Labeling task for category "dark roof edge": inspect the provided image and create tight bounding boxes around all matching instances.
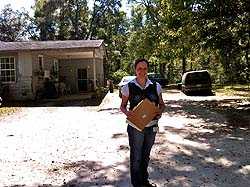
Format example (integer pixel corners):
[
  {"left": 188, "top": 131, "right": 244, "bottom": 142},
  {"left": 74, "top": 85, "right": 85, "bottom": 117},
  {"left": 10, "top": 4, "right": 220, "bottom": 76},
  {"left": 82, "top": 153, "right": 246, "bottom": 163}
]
[{"left": 0, "top": 40, "right": 105, "bottom": 52}]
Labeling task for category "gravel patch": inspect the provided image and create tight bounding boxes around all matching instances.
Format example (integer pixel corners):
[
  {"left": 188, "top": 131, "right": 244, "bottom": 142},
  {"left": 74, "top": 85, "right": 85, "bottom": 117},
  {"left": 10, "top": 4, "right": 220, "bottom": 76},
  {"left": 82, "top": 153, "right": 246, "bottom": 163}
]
[{"left": 0, "top": 90, "right": 249, "bottom": 187}]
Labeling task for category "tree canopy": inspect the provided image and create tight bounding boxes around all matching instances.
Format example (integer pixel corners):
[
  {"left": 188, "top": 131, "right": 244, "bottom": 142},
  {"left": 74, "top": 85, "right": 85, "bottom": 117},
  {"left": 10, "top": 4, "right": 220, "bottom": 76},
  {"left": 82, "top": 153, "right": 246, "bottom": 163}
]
[{"left": 0, "top": 0, "right": 249, "bottom": 84}]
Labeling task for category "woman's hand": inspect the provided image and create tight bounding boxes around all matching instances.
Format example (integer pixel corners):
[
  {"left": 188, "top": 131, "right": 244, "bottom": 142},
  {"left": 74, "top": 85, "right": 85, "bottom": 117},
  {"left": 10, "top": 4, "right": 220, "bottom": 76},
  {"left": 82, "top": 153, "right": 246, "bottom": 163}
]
[
  {"left": 154, "top": 92, "right": 165, "bottom": 120},
  {"left": 154, "top": 109, "right": 162, "bottom": 119},
  {"left": 126, "top": 110, "right": 137, "bottom": 119}
]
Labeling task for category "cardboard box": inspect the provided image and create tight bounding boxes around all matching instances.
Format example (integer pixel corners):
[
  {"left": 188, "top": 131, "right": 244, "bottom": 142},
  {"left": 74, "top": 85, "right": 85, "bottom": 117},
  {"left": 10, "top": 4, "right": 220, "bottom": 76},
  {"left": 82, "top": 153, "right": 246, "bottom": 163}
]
[{"left": 127, "top": 98, "right": 159, "bottom": 131}]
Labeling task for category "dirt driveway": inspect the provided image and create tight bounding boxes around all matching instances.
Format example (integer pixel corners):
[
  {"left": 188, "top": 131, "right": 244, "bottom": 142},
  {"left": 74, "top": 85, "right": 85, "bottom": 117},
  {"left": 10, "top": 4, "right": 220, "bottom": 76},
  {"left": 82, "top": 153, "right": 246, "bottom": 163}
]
[{"left": 0, "top": 90, "right": 249, "bottom": 187}]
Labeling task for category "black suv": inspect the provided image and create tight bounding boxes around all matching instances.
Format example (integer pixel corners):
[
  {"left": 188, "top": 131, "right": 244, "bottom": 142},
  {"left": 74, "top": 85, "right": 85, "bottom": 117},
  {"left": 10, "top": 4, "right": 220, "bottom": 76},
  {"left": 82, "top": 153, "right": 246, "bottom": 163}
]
[
  {"left": 181, "top": 70, "right": 212, "bottom": 95},
  {"left": 147, "top": 73, "right": 167, "bottom": 87}
]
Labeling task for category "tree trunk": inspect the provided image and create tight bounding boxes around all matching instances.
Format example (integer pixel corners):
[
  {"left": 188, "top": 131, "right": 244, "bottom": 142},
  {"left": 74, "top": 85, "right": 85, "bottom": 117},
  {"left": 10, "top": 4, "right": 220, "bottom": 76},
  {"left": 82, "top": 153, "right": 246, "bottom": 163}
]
[
  {"left": 74, "top": 2, "right": 80, "bottom": 39},
  {"left": 86, "top": 0, "right": 96, "bottom": 39},
  {"left": 182, "top": 56, "right": 186, "bottom": 75},
  {"left": 159, "top": 63, "right": 166, "bottom": 75}
]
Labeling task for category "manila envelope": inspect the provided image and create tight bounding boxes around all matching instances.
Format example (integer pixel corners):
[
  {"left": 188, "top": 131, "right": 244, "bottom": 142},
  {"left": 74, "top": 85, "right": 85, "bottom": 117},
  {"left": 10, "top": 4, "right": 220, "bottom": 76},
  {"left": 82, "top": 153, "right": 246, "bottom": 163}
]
[{"left": 127, "top": 98, "right": 159, "bottom": 131}]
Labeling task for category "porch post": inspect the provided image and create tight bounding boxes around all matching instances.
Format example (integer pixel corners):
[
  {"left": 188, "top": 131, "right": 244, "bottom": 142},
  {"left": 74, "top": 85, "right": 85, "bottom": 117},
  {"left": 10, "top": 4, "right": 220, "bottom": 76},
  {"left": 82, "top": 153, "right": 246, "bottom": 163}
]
[{"left": 93, "top": 49, "right": 97, "bottom": 89}]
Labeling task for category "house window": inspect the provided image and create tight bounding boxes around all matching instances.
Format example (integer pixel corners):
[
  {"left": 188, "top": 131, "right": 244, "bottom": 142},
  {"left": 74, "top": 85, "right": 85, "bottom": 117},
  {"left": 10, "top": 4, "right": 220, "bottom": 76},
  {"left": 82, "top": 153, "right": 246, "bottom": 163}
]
[
  {"left": 0, "top": 57, "right": 16, "bottom": 83},
  {"left": 38, "top": 55, "right": 44, "bottom": 70},
  {"left": 53, "top": 59, "right": 59, "bottom": 72},
  {"left": 52, "top": 59, "right": 59, "bottom": 80}
]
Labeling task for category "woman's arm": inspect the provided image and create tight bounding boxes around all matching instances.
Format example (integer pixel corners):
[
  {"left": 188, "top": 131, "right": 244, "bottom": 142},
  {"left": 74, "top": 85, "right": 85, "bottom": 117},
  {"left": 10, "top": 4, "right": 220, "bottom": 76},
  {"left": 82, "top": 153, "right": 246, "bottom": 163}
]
[
  {"left": 120, "top": 95, "right": 136, "bottom": 118},
  {"left": 154, "top": 93, "right": 165, "bottom": 119},
  {"left": 158, "top": 93, "right": 165, "bottom": 114}
]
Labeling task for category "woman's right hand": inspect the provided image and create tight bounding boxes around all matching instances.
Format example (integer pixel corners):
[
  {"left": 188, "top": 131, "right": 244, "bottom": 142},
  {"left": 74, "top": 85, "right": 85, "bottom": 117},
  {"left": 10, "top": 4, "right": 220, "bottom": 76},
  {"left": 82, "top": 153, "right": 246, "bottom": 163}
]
[{"left": 126, "top": 110, "right": 136, "bottom": 119}]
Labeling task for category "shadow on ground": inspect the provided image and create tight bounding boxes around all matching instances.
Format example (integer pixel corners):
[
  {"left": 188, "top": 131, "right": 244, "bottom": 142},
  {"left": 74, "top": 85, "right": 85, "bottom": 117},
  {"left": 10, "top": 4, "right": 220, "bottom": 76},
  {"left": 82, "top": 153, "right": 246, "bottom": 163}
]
[
  {"left": 6, "top": 159, "right": 130, "bottom": 187},
  {"left": 165, "top": 99, "right": 250, "bottom": 129},
  {"left": 60, "top": 159, "right": 130, "bottom": 187},
  {"left": 1, "top": 95, "right": 106, "bottom": 107},
  {"left": 5, "top": 97, "right": 250, "bottom": 187},
  {"left": 149, "top": 131, "right": 250, "bottom": 186},
  {"left": 61, "top": 98, "right": 250, "bottom": 187},
  {"left": 148, "top": 98, "right": 250, "bottom": 186}
]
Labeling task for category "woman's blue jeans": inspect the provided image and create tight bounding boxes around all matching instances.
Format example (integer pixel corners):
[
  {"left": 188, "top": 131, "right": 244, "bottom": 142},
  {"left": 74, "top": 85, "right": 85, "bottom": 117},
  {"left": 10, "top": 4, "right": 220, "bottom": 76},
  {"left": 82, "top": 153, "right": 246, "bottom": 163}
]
[{"left": 127, "top": 125, "right": 157, "bottom": 187}]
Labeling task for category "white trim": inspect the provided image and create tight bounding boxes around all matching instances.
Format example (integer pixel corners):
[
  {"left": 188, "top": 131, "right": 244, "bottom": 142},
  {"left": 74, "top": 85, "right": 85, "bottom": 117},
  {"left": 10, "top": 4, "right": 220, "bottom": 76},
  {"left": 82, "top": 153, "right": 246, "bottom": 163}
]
[
  {"left": 53, "top": 59, "right": 59, "bottom": 72},
  {"left": 38, "top": 55, "right": 44, "bottom": 70},
  {"left": 93, "top": 49, "right": 97, "bottom": 89},
  {"left": 0, "top": 56, "right": 16, "bottom": 83}
]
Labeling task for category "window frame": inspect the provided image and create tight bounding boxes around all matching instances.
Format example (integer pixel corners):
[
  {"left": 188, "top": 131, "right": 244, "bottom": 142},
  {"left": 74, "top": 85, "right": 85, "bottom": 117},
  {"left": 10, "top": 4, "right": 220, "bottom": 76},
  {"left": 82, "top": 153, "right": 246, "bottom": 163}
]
[
  {"left": 53, "top": 59, "right": 59, "bottom": 73},
  {"left": 0, "top": 56, "right": 16, "bottom": 83},
  {"left": 38, "top": 55, "right": 44, "bottom": 71}
]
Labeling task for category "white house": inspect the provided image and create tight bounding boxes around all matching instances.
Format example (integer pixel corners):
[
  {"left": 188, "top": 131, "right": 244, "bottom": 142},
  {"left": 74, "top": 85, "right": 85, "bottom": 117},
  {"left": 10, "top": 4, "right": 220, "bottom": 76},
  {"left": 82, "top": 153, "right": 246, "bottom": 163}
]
[{"left": 0, "top": 40, "right": 107, "bottom": 100}]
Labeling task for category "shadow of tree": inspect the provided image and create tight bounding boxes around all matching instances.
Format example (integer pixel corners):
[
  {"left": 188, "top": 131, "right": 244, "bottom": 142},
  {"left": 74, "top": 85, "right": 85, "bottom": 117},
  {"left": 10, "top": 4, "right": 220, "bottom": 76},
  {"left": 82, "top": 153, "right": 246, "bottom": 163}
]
[
  {"left": 148, "top": 128, "right": 250, "bottom": 187},
  {"left": 148, "top": 98, "right": 250, "bottom": 186},
  {"left": 2, "top": 96, "right": 106, "bottom": 107},
  {"left": 60, "top": 98, "right": 250, "bottom": 186},
  {"left": 215, "top": 86, "right": 250, "bottom": 97},
  {"left": 164, "top": 99, "right": 250, "bottom": 129},
  {"left": 5, "top": 97, "right": 250, "bottom": 187},
  {"left": 59, "top": 159, "right": 130, "bottom": 187},
  {"left": 98, "top": 108, "right": 122, "bottom": 115},
  {"left": 7, "top": 159, "right": 130, "bottom": 187}
]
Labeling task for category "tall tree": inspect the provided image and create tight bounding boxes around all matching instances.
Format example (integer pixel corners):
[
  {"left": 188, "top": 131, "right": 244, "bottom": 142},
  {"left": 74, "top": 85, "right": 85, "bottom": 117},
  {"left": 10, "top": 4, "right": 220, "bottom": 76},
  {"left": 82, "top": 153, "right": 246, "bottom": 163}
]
[
  {"left": 34, "top": 0, "right": 58, "bottom": 40},
  {"left": 194, "top": 0, "right": 249, "bottom": 83},
  {"left": 88, "top": 0, "right": 128, "bottom": 74},
  {"left": 126, "top": 1, "right": 161, "bottom": 65},
  {"left": 34, "top": 0, "right": 89, "bottom": 40},
  {"left": 88, "top": 0, "right": 124, "bottom": 41},
  {"left": 0, "top": 5, "right": 30, "bottom": 41},
  {"left": 67, "top": 0, "right": 89, "bottom": 39}
]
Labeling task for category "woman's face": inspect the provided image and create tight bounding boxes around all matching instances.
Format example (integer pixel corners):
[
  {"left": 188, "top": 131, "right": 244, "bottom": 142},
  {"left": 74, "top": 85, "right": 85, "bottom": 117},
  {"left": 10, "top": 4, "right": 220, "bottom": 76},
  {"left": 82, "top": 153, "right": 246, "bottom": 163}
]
[{"left": 135, "top": 61, "right": 148, "bottom": 79}]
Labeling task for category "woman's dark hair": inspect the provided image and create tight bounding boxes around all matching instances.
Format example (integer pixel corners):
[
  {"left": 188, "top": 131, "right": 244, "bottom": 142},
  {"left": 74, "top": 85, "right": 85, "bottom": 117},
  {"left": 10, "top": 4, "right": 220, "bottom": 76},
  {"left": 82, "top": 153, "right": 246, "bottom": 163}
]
[{"left": 134, "top": 58, "right": 149, "bottom": 69}]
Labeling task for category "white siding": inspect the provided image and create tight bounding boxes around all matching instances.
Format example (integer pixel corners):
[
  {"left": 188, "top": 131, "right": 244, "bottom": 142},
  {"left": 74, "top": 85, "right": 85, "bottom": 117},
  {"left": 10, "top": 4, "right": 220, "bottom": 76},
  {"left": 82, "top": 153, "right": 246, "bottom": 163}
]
[
  {"left": 18, "top": 53, "right": 32, "bottom": 77},
  {"left": 16, "top": 52, "right": 33, "bottom": 99},
  {"left": 95, "top": 59, "right": 104, "bottom": 86},
  {"left": 59, "top": 58, "right": 94, "bottom": 93}
]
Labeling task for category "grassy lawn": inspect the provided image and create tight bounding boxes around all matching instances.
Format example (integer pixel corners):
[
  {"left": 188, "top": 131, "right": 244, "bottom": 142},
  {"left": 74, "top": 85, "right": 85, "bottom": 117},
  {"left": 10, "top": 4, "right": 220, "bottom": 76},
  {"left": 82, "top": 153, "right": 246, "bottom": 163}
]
[
  {"left": 215, "top": 84, "right": 250, "bottom": 97},
  {"left": 0, "top": 107, "right": 20, "bottom": 117}
]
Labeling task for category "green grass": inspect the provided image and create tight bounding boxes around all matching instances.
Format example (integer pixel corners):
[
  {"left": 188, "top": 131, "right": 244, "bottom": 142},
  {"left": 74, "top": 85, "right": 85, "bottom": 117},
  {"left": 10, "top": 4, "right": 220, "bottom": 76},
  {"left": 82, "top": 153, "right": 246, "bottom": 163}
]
[
  {"left": 0, "top": 107, "right": 19, "bottom": 117},
  {"left": 215, "top": 84, "right": 250, "bottom": 97}
]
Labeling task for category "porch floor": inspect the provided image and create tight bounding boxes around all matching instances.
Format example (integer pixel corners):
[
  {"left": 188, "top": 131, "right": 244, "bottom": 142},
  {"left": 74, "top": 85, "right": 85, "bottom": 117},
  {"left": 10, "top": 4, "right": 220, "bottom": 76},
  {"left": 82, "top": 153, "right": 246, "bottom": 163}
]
[
  {"left": 38, "top": 92, "right": 100, "bottom": 107},
  {"left": 49, "top": 92, "right": 95, "bottom": 101},
  {"left": 4, "top": 92, "right": 104, "bottom": 107}
]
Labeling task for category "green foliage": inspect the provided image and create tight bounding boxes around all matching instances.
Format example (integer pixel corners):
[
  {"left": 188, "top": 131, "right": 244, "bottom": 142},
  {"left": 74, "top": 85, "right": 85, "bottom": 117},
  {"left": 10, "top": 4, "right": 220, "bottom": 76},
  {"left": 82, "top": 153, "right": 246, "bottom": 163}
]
[
  {"left": 34, "top": 0, "right": 89, "bottom": 40},
  {"left": 0, "top": 5, "right": 30, "bottom": 41},
  {"left": 78, "top": 0, "right": 129, "bottom": 78},
  {"left": 0, "top": 107, "right": 18, "bottom": 116},
  {"left": 111, "top": 69, "right": 129, "bottom": 84},
  {"left": 215, "top": 84, "right": 250, "bottom": 97},
  {"left": 1, "top": 0, "right": 249, "bottom": 85},
  {"left": 125, "top": 0, "right": 249, "bottom": 84},
  {"left": 88, "top": 0, "right": 125, "bottom": 40},
  {"left": 94, "top": 86, "right": 108, "bottom": 98}
]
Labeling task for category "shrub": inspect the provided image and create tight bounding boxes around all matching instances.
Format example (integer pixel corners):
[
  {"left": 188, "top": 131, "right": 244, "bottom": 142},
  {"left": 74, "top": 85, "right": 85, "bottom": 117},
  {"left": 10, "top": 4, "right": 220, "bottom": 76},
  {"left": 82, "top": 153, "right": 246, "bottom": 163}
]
[
  {"left": 94, "top": 86, "right": 108, "bottom": 98},
  {"left": 111, "top": 70, "right": 129, "bottom": 84}
]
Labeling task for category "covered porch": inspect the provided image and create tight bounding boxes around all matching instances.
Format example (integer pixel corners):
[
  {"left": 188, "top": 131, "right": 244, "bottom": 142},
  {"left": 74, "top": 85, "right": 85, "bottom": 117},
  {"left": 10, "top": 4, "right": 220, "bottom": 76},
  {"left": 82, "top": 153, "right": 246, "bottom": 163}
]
[
  {"left": 31, "top": 45, "right": 106, "bottom": 99},
  {"left": 38, "top": 48, "right": 105, "bottom": 92},
  {"left": 0, "top": 40, "right": 106, "bottom": 101}
]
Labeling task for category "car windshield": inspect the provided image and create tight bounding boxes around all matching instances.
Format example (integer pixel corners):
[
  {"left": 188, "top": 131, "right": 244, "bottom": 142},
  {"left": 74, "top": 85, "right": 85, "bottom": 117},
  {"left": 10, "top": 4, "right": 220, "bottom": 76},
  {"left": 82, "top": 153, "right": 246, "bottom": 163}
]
[
  {"left": 123, "top": 77, "right": 132, "bottom": 82},
  {"left": 148, "top": 73, "right": 162, "bottom": 78},
  {"left": 118, "top": 76, "right": 135, "bottom": 86},
  {"left": 185, "top": 72, "right": 211, "bottom": 85}
]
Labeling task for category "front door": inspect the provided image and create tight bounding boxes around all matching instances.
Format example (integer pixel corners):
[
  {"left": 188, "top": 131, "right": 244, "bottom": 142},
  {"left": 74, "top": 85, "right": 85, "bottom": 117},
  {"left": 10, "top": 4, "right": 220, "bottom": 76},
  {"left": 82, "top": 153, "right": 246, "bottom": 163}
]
[{"left": 77, "top": 69, "right": 87, "bottom": 92}]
